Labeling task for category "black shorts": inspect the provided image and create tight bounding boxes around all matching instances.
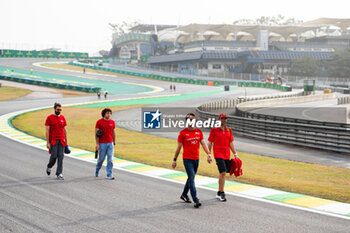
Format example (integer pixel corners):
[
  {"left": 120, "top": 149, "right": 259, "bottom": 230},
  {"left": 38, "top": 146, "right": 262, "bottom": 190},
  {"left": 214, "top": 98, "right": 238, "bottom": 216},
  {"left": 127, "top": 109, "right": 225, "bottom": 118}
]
[{"left": 215, "top": 158, "right": 231, "bottom": 173}]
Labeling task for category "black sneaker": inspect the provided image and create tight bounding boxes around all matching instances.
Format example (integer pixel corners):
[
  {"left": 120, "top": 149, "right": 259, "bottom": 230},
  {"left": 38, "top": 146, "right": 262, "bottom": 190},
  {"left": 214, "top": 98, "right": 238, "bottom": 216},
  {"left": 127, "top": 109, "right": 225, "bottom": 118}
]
[
  {"left": 219, "top": 192, "right": 227, "bottom": 202},
  {"left": 46, "top": 167, "right": 51, "bottom": 176},
  {"left": 194, "top": 199, "right": 202, "bottom": 208},
  {"left": 180, "top": 194, "right": 191, "bottom": 203}
]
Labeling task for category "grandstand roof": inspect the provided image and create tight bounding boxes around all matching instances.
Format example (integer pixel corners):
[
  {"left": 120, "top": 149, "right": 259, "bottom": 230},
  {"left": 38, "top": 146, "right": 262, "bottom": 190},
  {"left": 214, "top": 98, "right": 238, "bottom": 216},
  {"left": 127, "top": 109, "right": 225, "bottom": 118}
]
[
  {"left": 176, "top": 24, "right": 318, "bottom": 39},
  {"left": 302, "top": 18, "right": 350, "bottom": 31}
]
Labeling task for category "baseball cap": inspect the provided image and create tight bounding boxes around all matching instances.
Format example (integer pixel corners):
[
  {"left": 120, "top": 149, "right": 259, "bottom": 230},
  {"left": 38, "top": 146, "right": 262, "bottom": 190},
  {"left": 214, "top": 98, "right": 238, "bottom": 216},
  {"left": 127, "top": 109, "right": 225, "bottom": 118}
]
[{"left": 219, "top": 113, "right": 228, "bottom": 119}]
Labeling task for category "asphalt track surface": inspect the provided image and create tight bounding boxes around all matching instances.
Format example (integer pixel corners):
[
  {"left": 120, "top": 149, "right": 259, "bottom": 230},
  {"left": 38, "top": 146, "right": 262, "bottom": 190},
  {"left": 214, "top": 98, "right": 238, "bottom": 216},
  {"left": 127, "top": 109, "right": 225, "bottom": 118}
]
[
  {"left": 249, "top": 99, "right": 349, "bottom": 124},
  {"left": 0, "top": 59, "right": 349, "bottom": 232}
]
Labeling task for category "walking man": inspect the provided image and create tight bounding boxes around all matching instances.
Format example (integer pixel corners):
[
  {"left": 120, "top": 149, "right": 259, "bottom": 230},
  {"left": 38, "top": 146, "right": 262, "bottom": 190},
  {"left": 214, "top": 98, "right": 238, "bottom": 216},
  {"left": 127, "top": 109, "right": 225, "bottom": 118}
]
[
  {"left": 172, "top": 113, "right": 212, "bottom": 208},
  {"left": 45, "top": 103, "right": 68, "bottom": 180},
  {"left": 208, "top": 113, "right": 238, "bottom": 201},
  {"left": 103, "top": 89, "right": 108, "bottom": 99},
  {"left": 95, "top": 108, "right": 116, "bottom": 179}
]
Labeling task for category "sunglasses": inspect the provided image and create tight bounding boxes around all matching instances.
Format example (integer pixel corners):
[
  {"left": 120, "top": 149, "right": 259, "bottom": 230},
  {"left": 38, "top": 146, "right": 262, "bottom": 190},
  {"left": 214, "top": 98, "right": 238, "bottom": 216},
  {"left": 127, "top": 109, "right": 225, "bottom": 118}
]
[{"left": 220, "top": 117, "right": 228, "bottom": 120}]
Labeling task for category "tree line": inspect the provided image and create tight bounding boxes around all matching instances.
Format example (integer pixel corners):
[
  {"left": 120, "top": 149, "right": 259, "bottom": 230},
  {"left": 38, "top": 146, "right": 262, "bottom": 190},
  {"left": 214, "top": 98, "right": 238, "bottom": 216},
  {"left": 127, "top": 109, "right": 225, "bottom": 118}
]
[{"left": 289, "top": 49, "right": 350, "bottom": 78}]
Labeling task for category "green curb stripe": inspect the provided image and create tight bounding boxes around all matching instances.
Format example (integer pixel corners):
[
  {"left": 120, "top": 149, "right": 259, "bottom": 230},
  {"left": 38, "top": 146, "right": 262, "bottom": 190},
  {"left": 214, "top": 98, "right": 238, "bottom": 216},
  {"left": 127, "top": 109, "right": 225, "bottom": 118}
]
[
  {"left": 74, "top": 152, "right": 95, "bottom": 157},
  {"left": 122, "top": 164, "right": 151, "bottom": 169},
  {"left": 346, "top": 213, "right": 350, "bottom": 216},
  {"left": 224, "top": 180, "right": 242, "bottom": 186},
  {"left": 202, "top": 180, "right": 241, "bottom": 189},
  {"left": 113, "top": 158, "right": 127, "bottom": 161},
  {"left": 161, "top": 172, "right": 187, "bottom": 179},
  {"left": 264, "top": 193, "right": 308, "bottom": 202}
]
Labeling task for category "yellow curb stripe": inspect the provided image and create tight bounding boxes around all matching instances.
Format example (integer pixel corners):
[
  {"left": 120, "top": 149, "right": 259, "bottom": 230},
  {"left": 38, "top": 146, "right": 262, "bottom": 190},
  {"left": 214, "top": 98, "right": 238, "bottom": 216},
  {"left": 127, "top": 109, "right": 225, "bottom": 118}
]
[
  {"left": 70, "top": 148, "right": 82, "bottom": 152},
  {"left": 172, "top": 176, "right": 188, "bottom": 181},
  {"left": 10, "top": 135, "right": 29, "bottom": 138},
  {"left": 20, "top": 138, "right": 41, "bottom": 141},
  {"left": 116, "top": 160, "right": 131, "bottom": 163},
  {"left": 129, "top": 166, "right": 159, "bottom": 172},
  {"left": 284, "top": 197, "right": 337, "bottom": 208},
  {"left": 80, "top": 154, "right": 95, "bottom": 158},
  {"left": 31, "top": 141, "right": 46, "bottom": 144},
  {"left": 225, "top": 184, "right": 257, "bottom": 192}
]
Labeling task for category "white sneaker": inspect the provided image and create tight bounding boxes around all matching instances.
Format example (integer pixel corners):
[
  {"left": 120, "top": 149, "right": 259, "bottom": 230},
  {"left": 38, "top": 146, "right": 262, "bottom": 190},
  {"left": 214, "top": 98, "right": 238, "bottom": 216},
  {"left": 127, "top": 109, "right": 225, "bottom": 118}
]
[
  {"left": 105, "top": 176, "right": 115, "bottom": 180},
  {"left": 57, "top": 174, "right": 64, "bottom": 180}
]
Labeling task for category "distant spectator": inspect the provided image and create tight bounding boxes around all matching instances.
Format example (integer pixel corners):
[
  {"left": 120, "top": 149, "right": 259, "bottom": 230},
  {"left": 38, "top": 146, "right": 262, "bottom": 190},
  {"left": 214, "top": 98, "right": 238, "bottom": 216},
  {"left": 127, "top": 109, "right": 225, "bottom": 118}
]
[
  {"left": 83, "top": 68, "right": 86, "bottom": 74},
  {"left": 173, "top": 84, "right": 176, "bottom": 92},
  {"left": 30, "top": 68, "right": 33, "bottom": 75},
  {"left": 97, "top": 90, "right": 101, "bottom": 99},
  {"left": 170, "top": 85, "right": 173, "bottom": 91},
  {"left": 104, "top": 90, "right": 108, "bottom": 99}
]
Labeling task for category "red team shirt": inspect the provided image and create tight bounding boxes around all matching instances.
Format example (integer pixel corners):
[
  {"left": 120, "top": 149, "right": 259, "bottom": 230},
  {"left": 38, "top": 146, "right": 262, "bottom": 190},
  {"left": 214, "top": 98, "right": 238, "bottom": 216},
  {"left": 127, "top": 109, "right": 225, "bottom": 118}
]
[
  {"left": 177, "top": 128, "right": 204, "bottom": 160},
  {"left": 208, "top": 127, "right": 234, "bottom": 160},
  {"left": 45, "top": 114, "right": 67, "bottom": 145},
  {"left": 95, "top": 118, "right": 115, "bottom": 143}
]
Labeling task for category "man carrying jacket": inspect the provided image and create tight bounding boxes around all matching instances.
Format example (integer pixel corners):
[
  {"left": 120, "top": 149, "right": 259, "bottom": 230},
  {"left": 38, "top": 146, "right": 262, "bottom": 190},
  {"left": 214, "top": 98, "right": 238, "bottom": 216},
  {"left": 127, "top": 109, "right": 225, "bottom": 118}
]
[
  {"left": 45, "top": 103, "right": 68, "bottom": 180},
  {"left": 208, "top": 113, "right": 238, "bottom": 201}
]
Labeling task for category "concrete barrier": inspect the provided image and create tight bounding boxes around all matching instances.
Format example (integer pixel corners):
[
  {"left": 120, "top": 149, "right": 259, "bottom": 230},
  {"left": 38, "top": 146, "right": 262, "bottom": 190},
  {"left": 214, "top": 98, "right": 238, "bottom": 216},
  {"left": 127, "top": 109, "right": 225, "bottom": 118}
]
[{"left": 237, "top": 93, "right": 337, "bottom": 112}]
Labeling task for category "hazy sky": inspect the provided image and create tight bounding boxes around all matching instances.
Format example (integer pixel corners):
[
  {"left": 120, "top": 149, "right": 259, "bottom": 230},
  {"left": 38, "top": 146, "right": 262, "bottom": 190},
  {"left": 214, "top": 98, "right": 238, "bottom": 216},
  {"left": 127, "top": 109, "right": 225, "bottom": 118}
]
[{"left": 0, "top": 0, "right": 348, "bottom": 55}]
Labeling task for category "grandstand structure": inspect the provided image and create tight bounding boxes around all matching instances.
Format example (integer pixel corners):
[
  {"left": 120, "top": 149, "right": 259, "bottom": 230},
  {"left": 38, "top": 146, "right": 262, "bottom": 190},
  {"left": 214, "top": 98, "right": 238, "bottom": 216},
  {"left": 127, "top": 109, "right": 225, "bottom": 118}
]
[{"left": 110, "top": 18, "right": 350, "bottom": 76}]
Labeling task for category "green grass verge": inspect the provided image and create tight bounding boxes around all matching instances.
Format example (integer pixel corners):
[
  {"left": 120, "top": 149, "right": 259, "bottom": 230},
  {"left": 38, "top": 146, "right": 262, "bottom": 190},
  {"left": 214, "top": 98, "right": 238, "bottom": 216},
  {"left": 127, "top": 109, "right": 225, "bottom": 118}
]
[
  {"left": 0, "top": 86, "right": 32, "bottom": 101},
  {"left": 11, "top": 105, "right": 350, "bottom": 203}
]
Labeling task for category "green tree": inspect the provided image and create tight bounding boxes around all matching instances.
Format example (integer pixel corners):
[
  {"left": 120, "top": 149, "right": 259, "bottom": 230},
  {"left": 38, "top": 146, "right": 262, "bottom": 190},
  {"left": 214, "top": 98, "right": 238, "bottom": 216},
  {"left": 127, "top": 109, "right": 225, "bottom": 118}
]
[
  {"left": 109, "top": 20, "right": 141, "bottom": 37},
  {"left": 289, "top": 56, "right": 318, "bottom": 76},
  {"left": 326, "top": 49, "right": 350, "bottom": 78},
  {"left": 233, "top": 15, "right": 303, "bottom": 25}
]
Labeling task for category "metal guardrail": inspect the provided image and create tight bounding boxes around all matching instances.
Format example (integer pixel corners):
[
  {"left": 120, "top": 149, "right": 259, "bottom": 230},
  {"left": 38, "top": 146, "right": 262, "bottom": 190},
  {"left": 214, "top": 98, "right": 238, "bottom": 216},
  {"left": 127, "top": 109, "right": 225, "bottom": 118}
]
[
  {"left": 197, "top": 94, "right": 350, "bottom": 153},
  {"left": 338, "top": 96, "right": 350, "bottom": 105}
]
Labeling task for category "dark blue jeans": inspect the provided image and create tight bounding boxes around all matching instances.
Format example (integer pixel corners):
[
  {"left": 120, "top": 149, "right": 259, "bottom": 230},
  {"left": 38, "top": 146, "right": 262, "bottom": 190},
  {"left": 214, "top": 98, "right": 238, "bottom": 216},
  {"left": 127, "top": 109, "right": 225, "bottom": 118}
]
[{"left": 182, "top": 159, "right": 199, "bottom": 202}]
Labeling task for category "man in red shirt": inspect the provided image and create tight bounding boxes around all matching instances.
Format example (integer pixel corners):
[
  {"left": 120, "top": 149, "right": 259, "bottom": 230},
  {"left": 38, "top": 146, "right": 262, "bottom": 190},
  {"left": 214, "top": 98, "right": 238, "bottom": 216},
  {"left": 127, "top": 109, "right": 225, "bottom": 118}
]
[
  {"left": 45, "top": 103, "right": 68, "bottom": 180},
  {"left": 208, "top": 113, "right": 238, "bottom": 202},
  {"left": 95, "top": 108, "right": 116, "bottom": 179},
  {"left": 172, "top": 113, "right": 212, "bottom": 208}
]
